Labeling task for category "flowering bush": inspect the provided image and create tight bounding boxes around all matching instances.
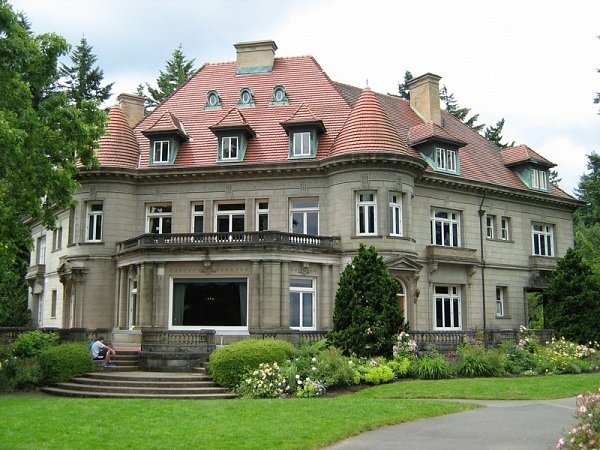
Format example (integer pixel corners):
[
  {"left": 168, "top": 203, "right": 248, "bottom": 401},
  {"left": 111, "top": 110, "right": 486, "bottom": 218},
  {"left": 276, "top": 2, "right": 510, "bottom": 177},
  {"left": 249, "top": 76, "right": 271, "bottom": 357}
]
[
  {"left": 517, "top": 325, "right": 541, "bottom": 354},
  {"left": 235, "top": 362, "right": 289, "bottom": 398},
  {"left": 295, "top": 376, "right": 326, "bottom": 397},
  {"left": 557, "top": 390, "right": 600, "bottom": 449},
  {"left": 393, "top": 332, "right": 418, "bottom": 357}
]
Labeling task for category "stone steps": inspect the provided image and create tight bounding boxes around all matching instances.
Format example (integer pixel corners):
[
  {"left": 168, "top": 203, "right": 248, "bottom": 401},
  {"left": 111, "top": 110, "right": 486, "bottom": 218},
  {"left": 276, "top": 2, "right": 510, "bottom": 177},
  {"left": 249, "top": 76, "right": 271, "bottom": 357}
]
[{"left": 41, "top": 370, "right": 237, "bottom": 400}]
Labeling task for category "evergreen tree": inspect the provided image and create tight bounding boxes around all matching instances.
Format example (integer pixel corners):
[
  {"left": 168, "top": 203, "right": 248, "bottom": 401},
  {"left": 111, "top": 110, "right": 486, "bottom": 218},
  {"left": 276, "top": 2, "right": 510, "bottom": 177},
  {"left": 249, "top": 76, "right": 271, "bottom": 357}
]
[
  {"left": 143, "top": 44, "right": 196, "bottom": 109},
  {"left": 483, "top": 118, "right": 515, "bottom": 149},
  {"left": 574, "top": 152, "right": 600, "bottom": 227},
  {"left": 543, "top": 248, "right": 600, "bottom": 343},
  {"left": 59, "top": 36, "right": 113, "bottom": 107},
  {"left": 439, "top": 85, "right": 484, "bottom": 132},
  {"left": 329, "top": 244, "right": 407, "bottom": 358},
  {"left": 397, "top": 70, "right": 413, "bottom": 100}
]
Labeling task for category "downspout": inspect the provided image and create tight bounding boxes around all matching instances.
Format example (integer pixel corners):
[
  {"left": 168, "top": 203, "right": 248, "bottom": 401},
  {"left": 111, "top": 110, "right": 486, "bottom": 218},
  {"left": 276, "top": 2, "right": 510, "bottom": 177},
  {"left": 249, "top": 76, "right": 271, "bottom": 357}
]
[{"left": 478, "top": 190, "right": 488, "bottom": 333}]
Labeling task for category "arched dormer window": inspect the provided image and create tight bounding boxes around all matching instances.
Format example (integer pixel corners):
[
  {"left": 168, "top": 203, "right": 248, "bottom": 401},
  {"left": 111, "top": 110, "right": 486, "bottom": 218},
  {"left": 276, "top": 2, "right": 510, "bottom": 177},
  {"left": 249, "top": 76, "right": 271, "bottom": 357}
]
[
  {"left": 269, "top": 85, "right": 288, "bottom": 105},
  {"left": 204, "top": 90, "right": 222, "bottom": 110},
  {"left": 237, "top": 88, "right": 255, "bottom": 108}
]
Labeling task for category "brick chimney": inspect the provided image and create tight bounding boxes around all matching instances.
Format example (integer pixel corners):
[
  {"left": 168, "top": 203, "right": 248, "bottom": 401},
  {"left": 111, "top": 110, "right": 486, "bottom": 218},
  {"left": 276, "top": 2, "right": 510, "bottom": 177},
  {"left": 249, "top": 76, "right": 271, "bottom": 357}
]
[
  {"left": 407, "top": 73, "right": 442, "bottom": 126},
  {"left": 117, "top": 93, "right": 145, "bottom": 128},
  {"left": 234, "top": 40, "right": 277, "bottom": 75}
]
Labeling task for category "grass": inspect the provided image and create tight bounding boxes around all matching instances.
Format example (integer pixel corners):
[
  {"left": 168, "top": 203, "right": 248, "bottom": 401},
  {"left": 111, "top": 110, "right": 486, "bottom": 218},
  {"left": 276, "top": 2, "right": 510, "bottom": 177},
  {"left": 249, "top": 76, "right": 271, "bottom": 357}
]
[{"left": 1, "top": 373, "right": 599, "bottom": 450}]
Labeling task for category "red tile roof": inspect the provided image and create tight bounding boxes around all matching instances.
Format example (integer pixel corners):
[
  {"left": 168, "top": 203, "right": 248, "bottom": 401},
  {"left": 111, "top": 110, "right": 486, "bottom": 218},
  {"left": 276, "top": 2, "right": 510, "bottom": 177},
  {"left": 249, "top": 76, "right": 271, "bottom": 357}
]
[
  {"left": 142, "top": 110, "right": 189, "bottom": 140},
  {"left": 96, "top": 106, "right": 139, "bottom": 168},
  {"left": 92, "top": 52, "right": 573, "bottom": 200},
  {"left": 501, "top": 144, "right": 556, "bottom": 168},
  {"left": 330, "top": 88, "right": 408, "bottom": 156}
]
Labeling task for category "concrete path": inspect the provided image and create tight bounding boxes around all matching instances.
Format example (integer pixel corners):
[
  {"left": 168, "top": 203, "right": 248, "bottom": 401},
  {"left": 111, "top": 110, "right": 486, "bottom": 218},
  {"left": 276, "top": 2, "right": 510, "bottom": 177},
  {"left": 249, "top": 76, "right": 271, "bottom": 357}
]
[{"left": 326, "top": 397, "right": 578, "bottom": 450}]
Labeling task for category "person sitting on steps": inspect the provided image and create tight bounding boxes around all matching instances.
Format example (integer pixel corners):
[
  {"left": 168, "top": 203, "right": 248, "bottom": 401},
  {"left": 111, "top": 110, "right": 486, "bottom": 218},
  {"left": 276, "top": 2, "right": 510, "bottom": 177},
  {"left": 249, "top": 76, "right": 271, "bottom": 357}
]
[{"left": 90, "top": 336, "right": 117, "bottom": 368}]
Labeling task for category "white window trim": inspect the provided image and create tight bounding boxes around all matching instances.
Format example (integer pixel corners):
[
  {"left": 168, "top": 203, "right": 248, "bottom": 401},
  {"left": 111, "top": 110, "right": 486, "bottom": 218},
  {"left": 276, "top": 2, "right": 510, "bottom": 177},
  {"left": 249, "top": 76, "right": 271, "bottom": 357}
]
[
  {"left": 501, "top": 216, "right": 510, "bottom": 241},
  {"left": 486, "top": 215, "right": 495, "bottom": 239},
  {"left": 531, "top": 168, "right": 548, "bottom": 190},
  {"left": 532, "top": 222, "right": 554, "bottom": 257},
  {"left": 435, "top": 147, "right": 457, "bottom": 173},
  {"left": 191, "top": 202, "right": 204, "bottom": 233},
  {"left": 356, "top": 191, "right": 377, "bottom": 236},
  {"left": 153, "top": 140, "right": 170, "bottom": 164},
  {"left": 290, "top": 199, "right": 319, "bottom": 235},
  {"left": 221, "top": 136, "right": 239, "bottom": 160},
  {"left": 431, "top": 208, "right": 461, "bottom": 247},
  {"left": 86, "top": 202, "right": 103, "bottom": 242},
  {"left": 496, "top": 286, "right": 506, "bottom": 317},
  {"left": 37, "top": 235, "right": 46, "bottom": 265},
  {"left": 433, "top": 285, "right": 462, "bottom": 330},
  {"left": 256, "top": 201, "right": 269, "bottom": 231},
  {"left": 146, "top": 204, "right": 173, "bottom": 234},
  {"left": 214, "top": 202, "right": 246, "bottom": 233},
  {"left": 389, "top": 193, "right": 403, "bottom": 237},
  {"left": 289, "top": 278, "right": 316, "bottom": 330},
  {"left": 292, "top": 131, "right": 312, "bottom": 157}
]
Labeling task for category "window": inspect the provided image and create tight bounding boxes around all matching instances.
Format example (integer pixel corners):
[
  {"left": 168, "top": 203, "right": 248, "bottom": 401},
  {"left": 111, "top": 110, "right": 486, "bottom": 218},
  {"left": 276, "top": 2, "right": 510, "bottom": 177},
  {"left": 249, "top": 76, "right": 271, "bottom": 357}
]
[
  {"left": 270, "top": 85, "right": 288, "bottom": 105},
  {"left": 389, "top": 193, "right": 403, "bottom": 236},
  {"left": 435, "top": 147, "right": 457, "bottom": 173},
  {"left": 51, "top": 290, "right": 57, "bottom": 318},
  {"left": 292, "top": 131, "right": 311, "bottom": 157},
  {"left": 191, "top": 203, "right": 204, "bottom": 233},
  {"left": 221, "top": 136, "right": 238, "bottom": 160},
  {"left": 356, "top": 192, "right": 377, "bottom": 235},
  {"left": 531, "top": 168, "right": 548, "bottom": 190},
  {"left": 501, "top": 216, "right": 511, "bottom": 241},
  {"left": 237, "top": 88, "right": 255, "bottom": 107},
  {"left": 496, "top": 286, "right": 506, "bottom": 316},
  {"left": 172, "top": 278, "right": 247, "bottom": 327},
  {"left": 434, "top": 285, "right": 461, "bottom": 329},
  {"left": 486, "top": 215, "right": 496, "bottom": 239},
  {"left": 215, "top": 203, "right": 245, "bottom": 233},
  {"left": 532, "top": 223, "right": 554, "bottom": 256},
  {"left": 52, "top": 227, "right": 62, "bottom": 251},
  {"left": 431, "top": 209, "right": 460, "bottom": 247},
  {"left": 37, "top": 235, "right": 46, "bottom": 265},
  {"left": 256, "top": 201, "right": 269, "bottom": 231},
  {"left": 290, "top": 199, "right": 319, "bottom": 235},
  {"left": 147, "top": 204, "right": 172, "bottom": 234},
  {"left": 153, "top": 140, "right": 170, "bottom": 164},
  {"left": 205, "top": 90, "right": 221, "bottom": 109},
  {"left": 86, "top": 202, "right": 103, "bottom": 242},
  {"left": 290, "top": 278, "right": 315, "bottom": 329}
]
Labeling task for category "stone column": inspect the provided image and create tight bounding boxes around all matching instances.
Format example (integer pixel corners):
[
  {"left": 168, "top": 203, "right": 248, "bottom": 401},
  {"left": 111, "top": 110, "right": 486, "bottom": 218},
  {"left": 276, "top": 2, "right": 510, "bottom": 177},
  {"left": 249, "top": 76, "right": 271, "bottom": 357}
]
[
  {"left": 249, "top": 260, "right": 260, "bottom": 328},
  {"left": 280, "top": 261, "right": 290, "bottom": 328},
  {"left": 138, "top": 263, "right": 154, "bottom": 327}
]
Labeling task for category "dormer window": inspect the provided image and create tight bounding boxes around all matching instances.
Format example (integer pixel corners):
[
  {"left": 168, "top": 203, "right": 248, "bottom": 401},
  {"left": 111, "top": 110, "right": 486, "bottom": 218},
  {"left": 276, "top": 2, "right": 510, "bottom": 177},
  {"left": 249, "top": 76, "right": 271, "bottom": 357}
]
[
  {"left": 153, "top": 140, "right": 170, "bottom": 164},
  {"left": 293, "top": 131, "right": 312, "bottom": 157},
  {"left": 221, "top": 136, "right": 239, "bottom": 160},
  {"left": 531, "top": 168, "right": 548, "bottom": 191},
  {"left": 435, "top": 147, "right": 457, "bottom": 173},
  {"left": 270, "top": 85, "right": 288, "bottom": 105},
  {"left": 205, "top": 90, "right": 221, "bottom": 110},
  {"left": 209, "top": 108, "right": 255, "bottom": 163},
  {"left": 237, "top": 88, "right": 255, "bottom": 108}
]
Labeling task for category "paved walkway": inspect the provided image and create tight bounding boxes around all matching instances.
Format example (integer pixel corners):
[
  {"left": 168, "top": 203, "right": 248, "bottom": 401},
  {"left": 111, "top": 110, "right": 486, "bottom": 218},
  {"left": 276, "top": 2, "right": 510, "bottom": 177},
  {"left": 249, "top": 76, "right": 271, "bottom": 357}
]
[{"left": 326, "top": 397, "right": 578, "bottom": 450}]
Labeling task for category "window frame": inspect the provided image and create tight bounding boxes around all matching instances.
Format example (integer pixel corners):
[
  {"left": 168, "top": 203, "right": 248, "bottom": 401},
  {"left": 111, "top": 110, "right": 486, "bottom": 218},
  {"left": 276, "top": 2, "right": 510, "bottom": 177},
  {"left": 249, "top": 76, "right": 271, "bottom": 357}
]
[
  {"left": 191, "top": 202, "right": 204, "bottom": 233},
  {"left": 221, "top": 136, "right": 239, "bottom": 160},
  {"left": 256, "top": 201, "right": 269, "bottom": 232},
  {"left": 500, "top": 216, "right": 511, "bottom": 241},
  {"left": 152, "top": 140, "right": 171, "bottom": 164},
  {"left": 37, "top": 235, "right": 46, "bottom": 265},
  {"left": 433, "top": 285, "right": 462, "bottom": 330},
  {"left": 52, "top": 227, "right": 63, "bottom": 251},
  {"left": 290, "top": 199, "right": 319, "bottom": 235},
  {"left": 356, "top": 191, "right": 377, "bottom": 236},
  {"left": 51, "top": 289, "right": 57, "bottom": 319},
  {"left": 496, "top": 286, "right": 507, "bottom": 317},
  {"left": 532, "top": 222, "right": 554, "bottom": 257},
  {"left": 86, "top": 202, "right": 103, "bottom": 242},
  {"left": 531, "top": 168, "right": 548, "bottom": 191},
  {"left": 289, "top": 278, "right": 316, "bottom": 330},
  {"left": 431, "top": 208, "right": 461, "bottom": 247},
  {"left": 486, "top": 215, "right": 496, "bottom": 240},
  {"left": 215, "top": 202, "right": 246, "bottom": 233},
  {"left": 435, "top": 147, "right": 457, "bottom": 173},
  {"left": 389, "top": 192, "right": 403, "bottom": 237},
  {"left": 292, "top": 131, "right": 312, "bottom": 157},
  {"left": 146, "top": 204, "right": 173, "bottom": 235}
]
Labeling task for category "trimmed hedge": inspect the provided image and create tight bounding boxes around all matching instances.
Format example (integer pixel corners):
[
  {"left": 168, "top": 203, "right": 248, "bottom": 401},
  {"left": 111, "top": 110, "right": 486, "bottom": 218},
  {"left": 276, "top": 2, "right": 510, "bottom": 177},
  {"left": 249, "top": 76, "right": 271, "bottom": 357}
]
[
  {"left": 40, "top": 342, "right": 95, "bottom": 385},
  {"left": 208, "top": 339, "right": 295, "bottom": 389}
]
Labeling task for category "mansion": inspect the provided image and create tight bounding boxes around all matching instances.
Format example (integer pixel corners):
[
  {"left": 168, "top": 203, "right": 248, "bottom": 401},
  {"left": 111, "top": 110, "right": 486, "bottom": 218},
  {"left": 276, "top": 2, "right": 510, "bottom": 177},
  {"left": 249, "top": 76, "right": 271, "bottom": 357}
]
[{"left": 26, "top": 40, "right": 580, "bottom": 346}]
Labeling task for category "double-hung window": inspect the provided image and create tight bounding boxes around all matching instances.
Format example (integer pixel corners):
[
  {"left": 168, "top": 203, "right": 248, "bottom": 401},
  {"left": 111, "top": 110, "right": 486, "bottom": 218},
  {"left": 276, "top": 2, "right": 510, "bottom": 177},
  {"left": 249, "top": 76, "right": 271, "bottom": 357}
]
[
  {"left": 486, "top": 215, "right": 496, "bottom": 239},
  {"left": 290, "top": 278, "right": 315, "bottom": 330},
  {"left": 86, "top": 202, "right": 103, "bottom": 242},
  {"left": 290, "top": 199, "right": 319, "bottom": 235},
  {"left": 431, "top": 209, "right": 460, "bottom": 247},
  {"left": 256, "top": 201, "right": 269, "bottom": 231},
  {"left": 37, "top": 235, "right": 46, "bottom": 265},
  {"left": 293, "top": 131, "right": 311, "bottom": 157},
  {"left": 215, "top": 203, "right": 245, "bottom": 233},
  {"left": 153, "top": 140, "right": 170, "bottom": 164},
  {"left": 389, "top": 193, "right": 402, "bottom": 236},
  {"left": 147, "top": 204, "right": 172, "bottom": 234},
  {"left": 435, "top": 147, "right": 457, "bottom": 173},
  {"left": 52, "top": 227, "right": 62, "bottom": 251},
  {"left": 496, "top": 286, "right": 506, "bottom": 316},
  {"left": 532, "top": 223, "right": 554, "bottom": 256},
  {"left": 434, "top": 285, "right": 461, "bottom": 329},
  {"left": 191, "top": 203, "right": 204, "bottom": 233},
  {"left": 501, "top": 216, "right": 511, "bottom": 241},
  {"left": 356, "top": 192, "right": 377, "bottom": 236}
]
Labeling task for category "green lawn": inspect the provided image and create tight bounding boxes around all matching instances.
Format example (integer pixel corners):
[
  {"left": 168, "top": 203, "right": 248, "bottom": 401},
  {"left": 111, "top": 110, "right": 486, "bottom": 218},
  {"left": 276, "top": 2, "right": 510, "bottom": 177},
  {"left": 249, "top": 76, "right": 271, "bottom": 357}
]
[{"left": 1, "top": 373, "right": 599, "bottom": 450}]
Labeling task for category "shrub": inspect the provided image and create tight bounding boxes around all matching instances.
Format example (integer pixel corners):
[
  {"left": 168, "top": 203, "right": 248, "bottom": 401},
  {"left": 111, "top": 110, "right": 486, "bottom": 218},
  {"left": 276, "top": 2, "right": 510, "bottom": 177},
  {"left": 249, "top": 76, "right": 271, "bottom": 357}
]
[
  {"left": 454, "top": 341, "right": 505, "bottom": 378},
  {"left": 39, "top": 342, "right": 94, "bottom": 385},
  {"left": 13, "top": 330, "right": 59, "bottom": 358},
  {"left": 312, "top": 347, "right": 358, "bottom": 388},
  {"left": 410, "top": 351, "right": 451, "bottom": 380},
  {"left": 295, "top": 377, "right": 326, "bottom": 398},
  {"left": 208, "top": 339, "right": 295, "bottom": 389},
  {"left": 362, "top": 364, "right": 395, "bottom": 385},
  {"left": 235, "top": 362, "right": 288, "bottom": 398},
  {"left": 387, "top": 355, "right": 412, "bottom": 378},
  {"left": 558, "top": 390, "right": 600, "bottom": 449},
  {"left": 500, "top": 342, "right": 536, "bottom": 375}
]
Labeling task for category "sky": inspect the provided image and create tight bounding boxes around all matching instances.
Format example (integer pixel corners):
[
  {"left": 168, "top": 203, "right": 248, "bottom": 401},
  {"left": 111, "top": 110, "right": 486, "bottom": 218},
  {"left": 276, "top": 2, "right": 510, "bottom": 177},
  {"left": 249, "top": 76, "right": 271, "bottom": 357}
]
[{"left": 9, "top": 0, "right": 600, "bottom": 196}]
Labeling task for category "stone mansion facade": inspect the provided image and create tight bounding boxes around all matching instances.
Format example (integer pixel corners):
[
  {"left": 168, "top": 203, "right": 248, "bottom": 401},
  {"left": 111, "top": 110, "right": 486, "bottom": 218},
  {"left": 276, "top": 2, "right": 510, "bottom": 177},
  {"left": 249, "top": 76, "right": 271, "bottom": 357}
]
[{"left": 26, "top": 40, "right": 580, "bottom": 346}]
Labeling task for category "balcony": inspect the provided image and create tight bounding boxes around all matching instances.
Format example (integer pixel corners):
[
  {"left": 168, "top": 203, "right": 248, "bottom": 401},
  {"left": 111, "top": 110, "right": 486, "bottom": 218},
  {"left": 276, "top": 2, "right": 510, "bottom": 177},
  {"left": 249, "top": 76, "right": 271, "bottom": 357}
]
[
  {"left": 426, "top": 245, "right": 479, "bottom": 265},
  {"left": 116, "top": 231, "right": 341, "bottom": 256}
]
